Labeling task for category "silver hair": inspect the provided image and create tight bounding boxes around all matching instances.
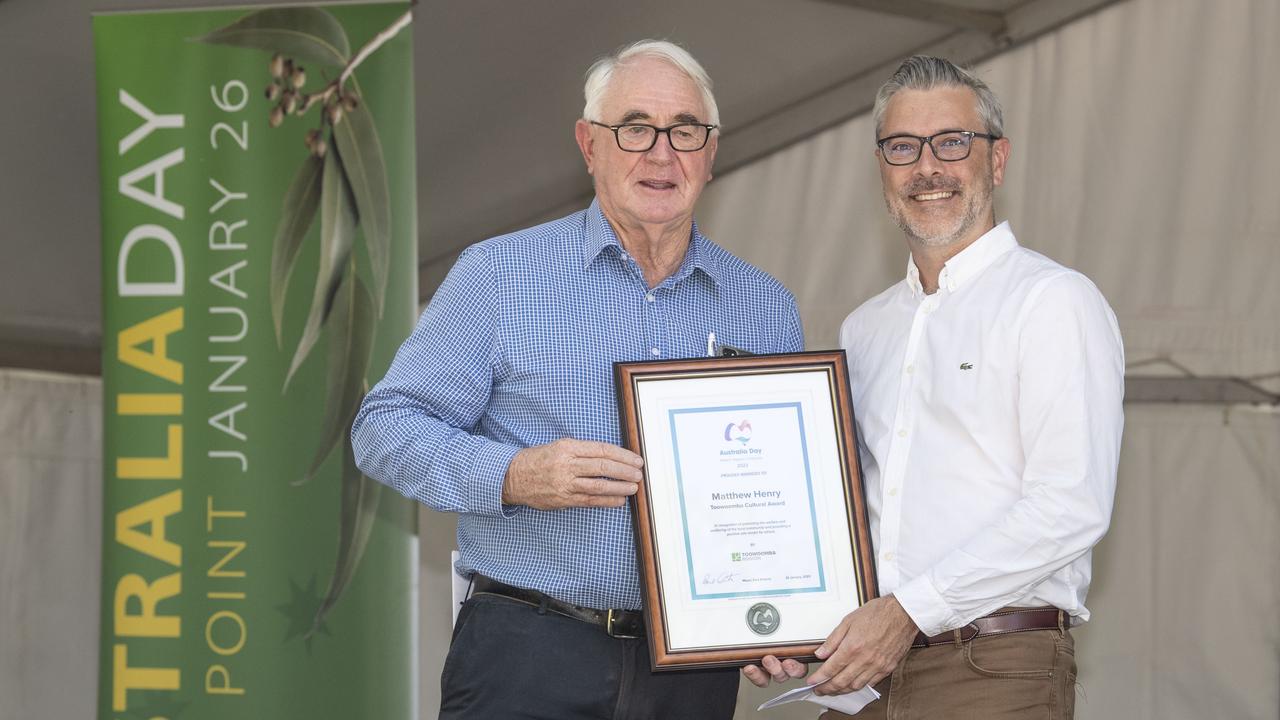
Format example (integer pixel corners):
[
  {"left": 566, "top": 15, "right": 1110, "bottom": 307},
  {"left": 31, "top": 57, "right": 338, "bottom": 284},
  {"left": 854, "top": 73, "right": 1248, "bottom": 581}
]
[
  {"left": 872, "top": 55, "right": 1003, "bottom": 139},
  {"left": 583, "top": 39, "right": 720, "bottom": 127}
]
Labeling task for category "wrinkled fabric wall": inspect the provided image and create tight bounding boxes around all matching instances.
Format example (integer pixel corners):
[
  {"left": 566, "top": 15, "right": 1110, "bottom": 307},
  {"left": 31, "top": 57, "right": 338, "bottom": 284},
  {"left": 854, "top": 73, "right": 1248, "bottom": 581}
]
[
  {"left": 699, "top": 0, "right": 1280, "bottom": 381},
  {"left": 1075, "top": 405, "right": 1279, "bottom": 719},
  {"left": 0, "top": 370, "right": 101, "bottom": 720}
]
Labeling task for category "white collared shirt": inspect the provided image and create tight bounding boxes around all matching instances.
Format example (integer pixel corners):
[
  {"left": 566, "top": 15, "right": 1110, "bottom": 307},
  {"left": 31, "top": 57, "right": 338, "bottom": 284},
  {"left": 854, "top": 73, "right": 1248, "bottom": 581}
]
[{"left": 839, "top": 222, "right": 1124, "bottom": 636}]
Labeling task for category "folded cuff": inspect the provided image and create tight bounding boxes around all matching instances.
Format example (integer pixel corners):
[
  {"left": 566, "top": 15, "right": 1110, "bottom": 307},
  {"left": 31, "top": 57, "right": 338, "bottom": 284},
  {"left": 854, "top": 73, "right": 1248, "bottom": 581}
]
[
  {"left": 892, "top": 574, "right": 961, "bottom": 637},
  {"left": 467, "top": 440, "right": 523, "bottom": 518}
]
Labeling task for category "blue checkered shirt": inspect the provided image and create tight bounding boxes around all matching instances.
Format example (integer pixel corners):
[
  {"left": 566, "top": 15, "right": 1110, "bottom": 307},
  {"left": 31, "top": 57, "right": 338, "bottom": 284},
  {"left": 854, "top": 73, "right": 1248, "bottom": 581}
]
[{"left": 352, "top": 199, "right": 803, "bottom": 610}]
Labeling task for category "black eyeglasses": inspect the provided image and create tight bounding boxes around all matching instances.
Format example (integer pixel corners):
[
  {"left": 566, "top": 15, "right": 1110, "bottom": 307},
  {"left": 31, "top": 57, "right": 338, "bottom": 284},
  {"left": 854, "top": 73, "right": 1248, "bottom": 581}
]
[
  {"left": 590, "top": 120, "right": 717, "bottom": 152},
  {"left": 876, "top": 130, "right": 1000, "bottom": 165}
]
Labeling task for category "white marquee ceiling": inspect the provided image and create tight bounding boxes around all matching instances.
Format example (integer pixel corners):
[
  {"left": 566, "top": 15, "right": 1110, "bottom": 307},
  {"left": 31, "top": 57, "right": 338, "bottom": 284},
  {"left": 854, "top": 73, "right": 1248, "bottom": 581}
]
[{"left": 0, "top": 0, "right": 1119, "bottom": 373}]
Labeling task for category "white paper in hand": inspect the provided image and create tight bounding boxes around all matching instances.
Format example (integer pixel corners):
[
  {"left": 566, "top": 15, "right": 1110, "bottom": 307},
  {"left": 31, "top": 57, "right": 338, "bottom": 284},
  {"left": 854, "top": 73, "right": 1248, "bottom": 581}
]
[{"left": 757, "top": 683, "right": 880, "bottom": 715}]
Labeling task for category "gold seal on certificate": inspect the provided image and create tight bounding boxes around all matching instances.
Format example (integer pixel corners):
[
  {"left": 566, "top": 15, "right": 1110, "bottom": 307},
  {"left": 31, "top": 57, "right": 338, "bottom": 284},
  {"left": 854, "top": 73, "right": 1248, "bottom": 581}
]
[{"left": 614, "top": 351, "right": 877, "bottom": 670}]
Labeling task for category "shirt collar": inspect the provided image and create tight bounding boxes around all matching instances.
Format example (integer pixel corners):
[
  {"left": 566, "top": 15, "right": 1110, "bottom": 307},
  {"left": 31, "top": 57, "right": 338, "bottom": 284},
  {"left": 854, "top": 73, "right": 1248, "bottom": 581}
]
[
  {"left": 905, "top": 221, "right": 1018, "bottom": 296},
  {"left": 582, "top": 197, "right": 722, "bottom": 287}
]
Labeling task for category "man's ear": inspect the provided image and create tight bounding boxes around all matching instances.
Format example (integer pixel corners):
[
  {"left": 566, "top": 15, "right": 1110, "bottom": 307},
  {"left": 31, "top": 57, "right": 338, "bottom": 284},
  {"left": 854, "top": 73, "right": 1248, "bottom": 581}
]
[
  {"left": 991, "top": 136, "right": 1011, "bottom": 188},
  {"left": 575, "top": 119, "right": 596, "bottom": 175}
]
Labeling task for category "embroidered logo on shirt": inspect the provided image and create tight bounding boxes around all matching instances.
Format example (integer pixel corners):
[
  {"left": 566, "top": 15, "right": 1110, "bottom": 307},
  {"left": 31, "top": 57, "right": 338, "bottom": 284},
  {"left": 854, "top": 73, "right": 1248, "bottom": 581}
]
[{"left": 960, "top": 362, "right": 974, "bottom": 370}]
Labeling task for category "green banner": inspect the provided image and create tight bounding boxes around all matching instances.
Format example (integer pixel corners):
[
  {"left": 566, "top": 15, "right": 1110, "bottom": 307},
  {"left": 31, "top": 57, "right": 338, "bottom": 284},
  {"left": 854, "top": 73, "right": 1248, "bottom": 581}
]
[{"left": 94, "top": 5, "right": 417, "bottom": 718}]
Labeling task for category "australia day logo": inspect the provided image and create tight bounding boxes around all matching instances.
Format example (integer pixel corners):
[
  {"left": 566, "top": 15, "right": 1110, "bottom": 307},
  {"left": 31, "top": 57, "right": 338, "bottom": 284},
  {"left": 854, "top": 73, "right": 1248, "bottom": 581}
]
[{"left": 723, "top": 419, "right": 753, "bottom": 446}]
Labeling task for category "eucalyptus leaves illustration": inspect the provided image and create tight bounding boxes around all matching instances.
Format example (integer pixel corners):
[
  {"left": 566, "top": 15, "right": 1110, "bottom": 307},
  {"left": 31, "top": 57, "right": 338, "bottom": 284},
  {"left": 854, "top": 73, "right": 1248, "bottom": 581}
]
[{"left": 198, "top": 6, "right": 412, "bottom": 644}]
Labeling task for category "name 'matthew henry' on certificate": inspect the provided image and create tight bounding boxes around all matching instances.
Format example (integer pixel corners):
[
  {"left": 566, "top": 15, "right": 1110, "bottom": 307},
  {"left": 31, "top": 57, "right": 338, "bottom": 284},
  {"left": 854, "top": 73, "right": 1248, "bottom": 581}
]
[
  {"left": 615, "top": 351, "right": 877, "bottom": 671},
  {"left": 669, "top": 402, "right": 824, "bottom": 600}
]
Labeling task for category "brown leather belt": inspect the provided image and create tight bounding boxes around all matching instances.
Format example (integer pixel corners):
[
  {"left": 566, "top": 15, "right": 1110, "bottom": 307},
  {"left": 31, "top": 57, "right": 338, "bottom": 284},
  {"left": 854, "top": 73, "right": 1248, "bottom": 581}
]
[
  {"left": 912, "top": 607, "right": 1069, "bottom": 649},
  {"left": 469, "top": 575, "right": 645, "bottom": 639}
]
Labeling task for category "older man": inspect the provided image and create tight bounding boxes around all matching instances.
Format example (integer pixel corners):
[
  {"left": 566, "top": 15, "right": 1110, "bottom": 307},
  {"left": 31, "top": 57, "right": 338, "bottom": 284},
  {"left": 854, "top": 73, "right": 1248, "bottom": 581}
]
[
  {"left": 744, "top": 56, "right": 1123, "bottom": 719},
  {"left": 353, "top": 40, "right": 802, "bottom": 719}
]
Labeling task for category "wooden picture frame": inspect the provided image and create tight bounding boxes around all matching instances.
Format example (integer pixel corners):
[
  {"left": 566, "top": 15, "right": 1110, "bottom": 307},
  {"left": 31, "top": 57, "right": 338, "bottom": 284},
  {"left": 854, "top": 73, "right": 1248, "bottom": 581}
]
[{"left": 614, "top": 351, "right": 878, "bottom": 670}]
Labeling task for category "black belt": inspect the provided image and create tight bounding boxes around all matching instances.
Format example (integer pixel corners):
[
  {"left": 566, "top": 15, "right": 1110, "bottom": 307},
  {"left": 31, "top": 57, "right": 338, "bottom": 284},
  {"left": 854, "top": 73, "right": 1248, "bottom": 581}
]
[
  {"left": 912, "top": 607, "right": 1069, "bottom": 649},
  {"left": 469, "top": 575, "right": 645, "bottom": 639}
]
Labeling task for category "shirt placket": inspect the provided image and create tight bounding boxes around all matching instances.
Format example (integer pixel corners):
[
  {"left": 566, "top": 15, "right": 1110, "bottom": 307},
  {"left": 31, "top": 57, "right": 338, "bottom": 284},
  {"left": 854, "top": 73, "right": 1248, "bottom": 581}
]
[
  {"left": 644, "top": 285, "right": 665, "bottom": 358},
  {"left": 621, "top": 249, "right": 667, "bottom": 359},
  {"left": 876, "top": 291, "right": 939, "bottom": 590}
]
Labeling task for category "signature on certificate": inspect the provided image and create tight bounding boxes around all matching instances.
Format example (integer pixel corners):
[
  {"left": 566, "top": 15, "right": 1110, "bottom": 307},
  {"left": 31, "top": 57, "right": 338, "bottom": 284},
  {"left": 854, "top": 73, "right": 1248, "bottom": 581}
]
[{"left": 701, "top": 571, "right": 741, "bottom": 585}]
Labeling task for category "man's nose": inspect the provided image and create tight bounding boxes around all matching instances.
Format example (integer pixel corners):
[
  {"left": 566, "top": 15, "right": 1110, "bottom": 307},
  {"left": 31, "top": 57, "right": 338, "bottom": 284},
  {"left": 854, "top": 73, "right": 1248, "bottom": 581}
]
[
  {"left": 914, "top": 141, "right": 945, "bottom": 174},
  {"left": 645, "top": 131, "right": 677, "bottom": 162}
]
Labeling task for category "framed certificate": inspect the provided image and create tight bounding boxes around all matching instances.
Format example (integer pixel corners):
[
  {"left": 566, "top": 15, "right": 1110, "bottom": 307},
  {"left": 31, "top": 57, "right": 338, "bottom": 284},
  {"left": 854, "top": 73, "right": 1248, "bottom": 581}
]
[{"left": 614, "top": 351, "right": 877, "bottom": 670}]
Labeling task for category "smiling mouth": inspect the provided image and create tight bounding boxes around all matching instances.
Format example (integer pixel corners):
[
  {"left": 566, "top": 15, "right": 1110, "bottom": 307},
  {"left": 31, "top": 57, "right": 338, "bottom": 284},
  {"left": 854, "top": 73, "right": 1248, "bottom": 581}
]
[
  {"left": 911, "top": 190, "right": 956, "bottom": 201},
  {"left": 640, "top": 180, "right": 676, "bottom": 190}
]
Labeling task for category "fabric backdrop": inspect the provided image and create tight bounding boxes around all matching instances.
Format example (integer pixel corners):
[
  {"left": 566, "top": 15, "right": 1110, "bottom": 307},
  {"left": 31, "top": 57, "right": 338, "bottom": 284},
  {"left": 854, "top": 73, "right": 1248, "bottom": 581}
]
[
  {"left": 0, "top": 370, "right": 101, "bottom": 720},
  {"left": 699, "top": 0, "right": 1280, "bottom": 381}
]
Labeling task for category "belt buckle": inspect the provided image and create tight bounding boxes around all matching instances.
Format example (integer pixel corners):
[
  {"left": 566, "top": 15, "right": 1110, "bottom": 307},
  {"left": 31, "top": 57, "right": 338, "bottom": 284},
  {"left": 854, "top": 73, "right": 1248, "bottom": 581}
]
[{"left": 606, "top": 609, "right": 640, "bottom": 639}]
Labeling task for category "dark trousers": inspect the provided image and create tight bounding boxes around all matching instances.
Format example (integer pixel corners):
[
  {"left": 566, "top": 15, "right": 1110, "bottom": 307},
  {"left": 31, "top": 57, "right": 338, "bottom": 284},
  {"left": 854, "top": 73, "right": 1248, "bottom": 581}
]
[{"left": 440, "top": 593, "right": 740, "bottom": 720}]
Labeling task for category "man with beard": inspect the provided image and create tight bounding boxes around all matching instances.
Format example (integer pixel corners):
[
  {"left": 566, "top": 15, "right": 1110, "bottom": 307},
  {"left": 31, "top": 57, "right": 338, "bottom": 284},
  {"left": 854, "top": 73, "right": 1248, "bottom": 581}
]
[{"left": 742, "top": 56, "right": 1123, "bottom": 719}]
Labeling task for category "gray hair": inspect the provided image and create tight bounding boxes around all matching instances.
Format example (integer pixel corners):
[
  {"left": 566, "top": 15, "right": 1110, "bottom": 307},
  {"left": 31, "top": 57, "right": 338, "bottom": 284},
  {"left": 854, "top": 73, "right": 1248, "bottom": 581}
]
[
  {"left": 583, "top": 39, "right": 720, "bottom": 127},
  {"left": 872, "top": 55, "right": 1003, "bottom": 139}
]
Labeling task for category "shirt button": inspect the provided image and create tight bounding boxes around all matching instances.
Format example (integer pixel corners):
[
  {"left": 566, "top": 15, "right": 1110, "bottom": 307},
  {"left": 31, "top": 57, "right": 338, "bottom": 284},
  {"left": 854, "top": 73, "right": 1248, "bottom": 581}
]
[
  {"left": 888, "top": 487, "right": 898, "bottom": 496},
  {"left": 883, "top": 551, "right": 895, "bottom": 561},
  {"left": 650, "top": 347, "right": 661, "bottom": 357},
  {"left": 897, "top": 429, "right": 907, "bottom": 438},
  {"left": 905, "top": 365, "right": 914, "bottom": 375},
  {"left": 645, "top": 293, "right": 655, "bottom": 303}
]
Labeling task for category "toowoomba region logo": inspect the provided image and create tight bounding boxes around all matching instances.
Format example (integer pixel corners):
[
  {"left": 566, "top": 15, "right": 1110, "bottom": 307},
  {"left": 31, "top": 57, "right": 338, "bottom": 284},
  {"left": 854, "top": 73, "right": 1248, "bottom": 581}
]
[{"left": 723, "top": 419, "right": 753, "bottom": 446}]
